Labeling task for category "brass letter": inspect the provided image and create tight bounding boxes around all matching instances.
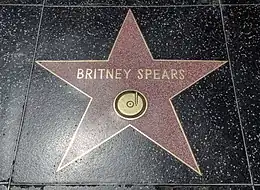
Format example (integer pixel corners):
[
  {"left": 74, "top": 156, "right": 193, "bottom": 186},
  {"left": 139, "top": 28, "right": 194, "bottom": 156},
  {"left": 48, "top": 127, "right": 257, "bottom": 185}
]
[{"left": 77, "top": 68, "right": 84, "bottom": 79}]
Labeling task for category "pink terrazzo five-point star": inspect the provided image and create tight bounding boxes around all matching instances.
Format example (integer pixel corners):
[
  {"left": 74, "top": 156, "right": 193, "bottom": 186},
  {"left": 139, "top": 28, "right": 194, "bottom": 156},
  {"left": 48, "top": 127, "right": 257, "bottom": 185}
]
[{"left": 37, "top": 10, "right": 226, "bottom": 174}]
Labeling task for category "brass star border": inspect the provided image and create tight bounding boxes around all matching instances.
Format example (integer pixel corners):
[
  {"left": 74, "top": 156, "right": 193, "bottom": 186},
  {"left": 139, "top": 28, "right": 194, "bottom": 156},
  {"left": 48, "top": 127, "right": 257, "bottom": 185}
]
[{"left": 36, "top": 10, "right": 227, "bottom": 175}]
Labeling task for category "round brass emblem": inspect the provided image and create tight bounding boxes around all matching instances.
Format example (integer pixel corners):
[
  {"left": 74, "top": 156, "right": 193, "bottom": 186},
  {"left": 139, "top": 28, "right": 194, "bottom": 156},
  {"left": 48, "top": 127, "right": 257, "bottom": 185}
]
[{"left": 114, "top": 90, "right": 147, "bottom": 120}]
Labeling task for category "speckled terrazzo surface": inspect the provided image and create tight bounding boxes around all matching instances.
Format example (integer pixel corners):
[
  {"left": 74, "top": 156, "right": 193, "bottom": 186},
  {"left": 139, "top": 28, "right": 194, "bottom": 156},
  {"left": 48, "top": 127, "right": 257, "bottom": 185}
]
[{"left": 0, "top": 1, "right": 259, "bottom": 190}]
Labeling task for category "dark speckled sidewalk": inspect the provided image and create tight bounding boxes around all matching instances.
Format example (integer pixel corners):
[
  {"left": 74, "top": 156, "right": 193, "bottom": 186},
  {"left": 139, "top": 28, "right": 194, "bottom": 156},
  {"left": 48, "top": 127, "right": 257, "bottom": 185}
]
[{"left": 0, "top": 0, "right": 259, "bottom": 190}]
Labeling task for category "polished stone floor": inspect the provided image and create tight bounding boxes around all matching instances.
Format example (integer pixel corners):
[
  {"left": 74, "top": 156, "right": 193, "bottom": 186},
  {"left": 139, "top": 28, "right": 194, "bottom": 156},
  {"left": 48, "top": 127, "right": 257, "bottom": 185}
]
[{"left": 0, "top": 0, "right": 259, "bottom": 189}]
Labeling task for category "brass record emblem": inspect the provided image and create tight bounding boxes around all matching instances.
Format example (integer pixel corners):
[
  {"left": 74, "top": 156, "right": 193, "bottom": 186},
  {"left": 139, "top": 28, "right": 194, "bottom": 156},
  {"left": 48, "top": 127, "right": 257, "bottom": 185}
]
[{"left": 114, "top": 90, "right": 147, "bottom": 120}]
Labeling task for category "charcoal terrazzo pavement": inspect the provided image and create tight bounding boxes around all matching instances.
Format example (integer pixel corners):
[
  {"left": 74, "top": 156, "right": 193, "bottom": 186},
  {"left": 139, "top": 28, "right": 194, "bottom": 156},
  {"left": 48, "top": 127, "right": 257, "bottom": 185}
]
[
  {"left": 45, "top": 0, "right": 219, "bottom": 6},
  {"left": 0, "top": 1, "right": 259, "bottom": 190},
  {"left": 0, "top": 6, "right": 41, "bottom": 182},
  {"left": 0, "top": 0, "right": 43, "bottom": 4},
  {"left": 9, "top": 186, "right": 255, "bottom": 190},
  {"left": 223, "top": 5, "right": 260, "bottom": 184}
]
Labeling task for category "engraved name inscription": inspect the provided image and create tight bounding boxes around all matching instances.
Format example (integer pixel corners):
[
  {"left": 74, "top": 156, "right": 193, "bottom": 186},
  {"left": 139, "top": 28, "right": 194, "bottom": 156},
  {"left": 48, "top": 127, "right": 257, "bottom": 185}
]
[{"left": 77, "top": 68, "right": 185, "bottom": 80}]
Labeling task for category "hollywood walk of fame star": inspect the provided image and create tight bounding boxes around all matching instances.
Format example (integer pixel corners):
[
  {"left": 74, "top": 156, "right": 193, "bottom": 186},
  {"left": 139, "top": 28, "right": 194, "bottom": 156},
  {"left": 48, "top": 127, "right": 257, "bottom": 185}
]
[{"left": 36, "top": 10, "right": 226, "bottom": 175}]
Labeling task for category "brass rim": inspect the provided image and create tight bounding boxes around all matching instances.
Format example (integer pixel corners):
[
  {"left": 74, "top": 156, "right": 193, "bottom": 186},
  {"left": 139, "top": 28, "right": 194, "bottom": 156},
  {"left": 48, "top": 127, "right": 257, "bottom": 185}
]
[{"left": 114, "top": 90, "right": 147, "bottom": 120}]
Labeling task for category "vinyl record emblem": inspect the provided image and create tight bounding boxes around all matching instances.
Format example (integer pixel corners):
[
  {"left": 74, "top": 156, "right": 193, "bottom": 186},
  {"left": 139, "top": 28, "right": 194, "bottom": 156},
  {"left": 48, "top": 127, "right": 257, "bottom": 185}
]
[{"left": 114, "top": 90, "right": 147, "bottom": 120}]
